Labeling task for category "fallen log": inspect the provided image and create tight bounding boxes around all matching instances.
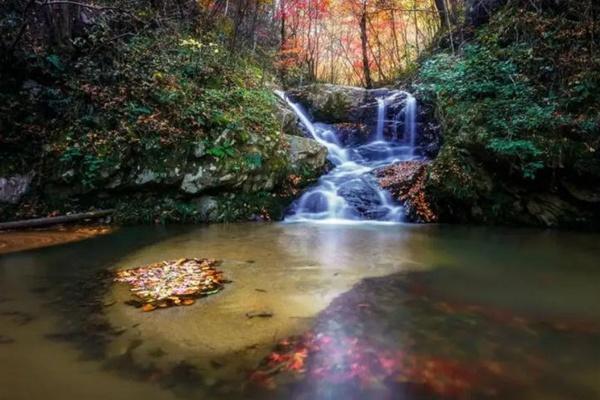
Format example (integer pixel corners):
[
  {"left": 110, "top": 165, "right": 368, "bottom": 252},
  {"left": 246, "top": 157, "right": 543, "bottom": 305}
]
[{"left": 0, "top": 209, "right": 114, "bottom": 231}]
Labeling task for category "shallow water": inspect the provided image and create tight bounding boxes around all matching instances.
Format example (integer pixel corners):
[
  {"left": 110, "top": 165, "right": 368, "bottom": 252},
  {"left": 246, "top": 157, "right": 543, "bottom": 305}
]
[{"left": 0, "top": 223, "right": 599, "bottom": 399}]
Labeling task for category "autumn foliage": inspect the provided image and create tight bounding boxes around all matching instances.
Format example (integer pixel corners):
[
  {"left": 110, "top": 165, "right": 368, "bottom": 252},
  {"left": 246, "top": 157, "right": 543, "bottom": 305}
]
[
  {"left": 377, "top": 161, "right": 437, "bottom": 222},
  {"left": 276, "top": 0, "right": 440, "bottom": 86}
]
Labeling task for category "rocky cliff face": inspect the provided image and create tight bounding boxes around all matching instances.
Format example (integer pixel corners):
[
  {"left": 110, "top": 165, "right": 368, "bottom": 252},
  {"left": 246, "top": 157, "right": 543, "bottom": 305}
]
[
  {"left": 1, "top": 102, "right": 329, "bottom": 224},
  {"left": 415, "top": 0, "right": 600, "bottom": 229}
]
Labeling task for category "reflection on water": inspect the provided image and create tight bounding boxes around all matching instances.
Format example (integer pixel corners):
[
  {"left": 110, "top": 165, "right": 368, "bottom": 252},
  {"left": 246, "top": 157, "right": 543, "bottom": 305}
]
[
  {"left": 0, "top": 225, "right": 114, "bottom": 255},
  {"left": 0, "top": 223, "right": 599, "bottom": 399}
]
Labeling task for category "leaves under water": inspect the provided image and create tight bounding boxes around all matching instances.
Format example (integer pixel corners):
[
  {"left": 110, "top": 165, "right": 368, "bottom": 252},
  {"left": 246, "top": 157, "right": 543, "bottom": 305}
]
[{"left": 114, "top": 258, "right": 229, "bottom": 312}]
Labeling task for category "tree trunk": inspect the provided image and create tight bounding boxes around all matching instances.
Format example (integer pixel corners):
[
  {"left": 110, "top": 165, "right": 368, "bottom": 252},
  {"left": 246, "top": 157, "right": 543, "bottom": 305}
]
[
  {"left": 433, "top": 0, "right": 447, "bottom": 28},
  {"left": 279, "top": 0, "right": 287, "bottom": 83},
  {"left": 0, "top": 210, "right": 114, "bottom": 231},
  {"left": 359, "top": 4, "right": 372, "bottom": 88}
]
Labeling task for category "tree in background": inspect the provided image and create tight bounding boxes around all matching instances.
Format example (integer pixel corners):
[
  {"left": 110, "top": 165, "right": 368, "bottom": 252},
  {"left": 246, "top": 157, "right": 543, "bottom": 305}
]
[{"left": 273, "top": 0, "right": 441, "bottom": 87}]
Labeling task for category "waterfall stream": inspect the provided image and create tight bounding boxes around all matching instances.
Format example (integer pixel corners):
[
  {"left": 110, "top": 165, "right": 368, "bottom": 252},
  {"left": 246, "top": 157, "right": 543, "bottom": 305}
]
[{"left": 278, "top": 89, "right": 419, "bottom": 223}]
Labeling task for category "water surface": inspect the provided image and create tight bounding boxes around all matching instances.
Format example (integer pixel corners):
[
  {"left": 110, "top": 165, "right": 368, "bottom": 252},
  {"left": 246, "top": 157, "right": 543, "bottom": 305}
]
[{"left": 0, "top": 223, "right": 599, "bottom": 399}]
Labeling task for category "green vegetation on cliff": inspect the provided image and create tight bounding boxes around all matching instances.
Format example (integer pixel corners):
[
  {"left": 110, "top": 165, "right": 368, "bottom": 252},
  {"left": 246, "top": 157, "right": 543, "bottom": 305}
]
[
  {"left": 0, "top": 3, "right": 327, "bottom": 223},
  {"left": 417, "top": 2, "right": 600, "bottom": 227}
]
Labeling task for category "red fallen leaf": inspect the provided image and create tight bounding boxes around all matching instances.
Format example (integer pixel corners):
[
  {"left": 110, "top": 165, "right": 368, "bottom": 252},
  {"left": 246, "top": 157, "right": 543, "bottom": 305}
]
[
  {"left": 288, "top": 349, "right": 308, "bottom": 371},
  {"left": 248, "top": 371, "right": 276, "bottom": 390},
  {"left": 378, "top": 354, "right": 399, "bottom": 373},
  {"left": 268, "top": 352, "right": 285, "bottom": 363}
]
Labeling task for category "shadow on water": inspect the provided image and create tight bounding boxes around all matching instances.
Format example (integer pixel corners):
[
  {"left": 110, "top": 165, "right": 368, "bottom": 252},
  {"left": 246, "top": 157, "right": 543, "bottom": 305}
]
[
  {"left": 247, "top": 268, "right": 600, "bottom": 400},
  {"left": 0, "top": 226, "right": 197, "bottom": 400},
  {"left": 0, "top": 222, "right": 599, "bottom": 399}
]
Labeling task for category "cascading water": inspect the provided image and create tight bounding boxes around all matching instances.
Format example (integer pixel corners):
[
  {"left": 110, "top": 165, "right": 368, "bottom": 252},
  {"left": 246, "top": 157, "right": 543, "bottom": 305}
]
[
  {"left": 375, "top": 98, "right": 386, "bottom": 141},
  {"left": 278, "top": 89, "right": 419, "bottom": 223},
  {"left": 404, "top": 94, "right": 417, "bottom": 155}
]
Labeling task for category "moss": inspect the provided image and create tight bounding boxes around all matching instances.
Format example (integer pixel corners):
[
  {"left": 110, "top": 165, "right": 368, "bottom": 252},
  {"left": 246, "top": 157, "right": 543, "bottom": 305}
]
[
  {"left": 315, "top": 92, "right": 352, "bottom": 122},
  {"left": 415, "top": 3, "right": 600, "bottom": 227},
  {"left": 0, "top": 23, "right": 299, "bottom": 222}
]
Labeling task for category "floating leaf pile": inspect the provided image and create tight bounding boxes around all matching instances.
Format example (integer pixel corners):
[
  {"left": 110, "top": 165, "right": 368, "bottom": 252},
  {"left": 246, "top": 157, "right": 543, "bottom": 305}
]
[{"left": 114, "top": 258, "right": 228, "bottom": 312}]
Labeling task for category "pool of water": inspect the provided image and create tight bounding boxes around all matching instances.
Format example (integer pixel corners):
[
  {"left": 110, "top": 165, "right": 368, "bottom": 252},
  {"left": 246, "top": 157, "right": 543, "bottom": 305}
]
[{"left": 0, "top": 223, "right": 599, "bottom": 399}]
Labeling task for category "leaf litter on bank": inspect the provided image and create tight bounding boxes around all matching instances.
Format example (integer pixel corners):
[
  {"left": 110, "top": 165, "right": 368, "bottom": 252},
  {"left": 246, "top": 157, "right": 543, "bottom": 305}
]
[{"left": 114, "top": 258, "right": 230, "bottom": 312}]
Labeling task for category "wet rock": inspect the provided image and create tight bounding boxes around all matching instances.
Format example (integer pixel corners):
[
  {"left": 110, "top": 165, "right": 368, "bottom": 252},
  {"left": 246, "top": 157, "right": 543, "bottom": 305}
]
[
  {"left": 0, "top": 173, "right": 33, "bottom": 204},
  {"left": 332, "top": 123, "right": 371, "bottom": 146},
  {"left": 337, "top": 178, "right": 383, "bottom": 217},
  {"left": 192, "top": 196, "right": 220, "bottom": 222},
  {"left": 284, "top": 134, "right": 328, "bottom": 173},
  {"left": 287, "top": 84, "right": 375, "bottom": 123},
  {"left": 274, "top": 96, "right": 305, "bottom": 137},
  {"left": 526, "top": 194, "right": 580, "bottom": 227},
  {"left": 376, "top": 161, "right": 437, "bottom": 223},
  {"left": 561, "top": 181, "right": 600, "bottom": 203}
]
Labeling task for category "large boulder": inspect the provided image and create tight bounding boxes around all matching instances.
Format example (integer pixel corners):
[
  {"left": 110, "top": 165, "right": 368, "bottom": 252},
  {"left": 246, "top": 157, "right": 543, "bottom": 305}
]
[
  {"left": 274, "top": 96, "right": 305, "bottom": 137},
  {"left": 287, "top": 84, "right": 377, "bottom": 124},
  {"left": 336, "top": 177, "right": 384, "bottom": 218},
  {"left": 284, "top": 134, "right": 328, "bottom": 173}
]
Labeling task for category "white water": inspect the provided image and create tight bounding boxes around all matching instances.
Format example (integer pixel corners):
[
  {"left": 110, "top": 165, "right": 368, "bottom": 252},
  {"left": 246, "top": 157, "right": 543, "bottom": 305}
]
[
  {"left": 375, "top": 98, "right": 386, "bottom": 141},
  {"left": 277, "top": 89, "right": 419, "bottom": 223},
  {"left": 404, "top": 94, "right": 418, "bottom": 156}
]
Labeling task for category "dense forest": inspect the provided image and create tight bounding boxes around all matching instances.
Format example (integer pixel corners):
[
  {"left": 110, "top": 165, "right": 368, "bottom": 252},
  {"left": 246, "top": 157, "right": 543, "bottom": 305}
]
[{"left": 1, "top": 0, "right": 599, "bottom": 228}]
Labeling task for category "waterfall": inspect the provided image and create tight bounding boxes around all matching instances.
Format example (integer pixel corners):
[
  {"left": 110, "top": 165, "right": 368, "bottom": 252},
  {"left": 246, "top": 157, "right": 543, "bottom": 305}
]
[
  {"left": 279, "top": 88, "right": 419, "bottom": 224},
  {"left": 375, "top": 98, "right": 386, "bottom": 141},
  {"left": 276, "top": 91, "right": 348, "bottom": 165},
  {"left": 404, "top": 94, "right": 418, "bottom": 155}
]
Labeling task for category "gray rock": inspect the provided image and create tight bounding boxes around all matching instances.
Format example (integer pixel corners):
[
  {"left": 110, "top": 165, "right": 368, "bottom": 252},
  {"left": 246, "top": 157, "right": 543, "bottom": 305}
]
[
  {"left": 287, "top": 84, "right": 375, "bottom": 123},
  {"left": 181, "top": 166, "right": 215, "bottom": 194},
  {"left": 284, "top": 134, "right": 328, "bottom": 172},
  {"left": 0, "top": 174, "right": 33, "bottom": 204},
  {"left": 133, "top": 167, "right": 184, "bottom": 187},
  {"left": 134, "top": 169, "right": 160, "bottom": 185},
  {"left": 274, "top": 97, "right": 305, "bottom": 137},
  {"left": 22, "top": 80, "right": 43, "bottom": 98},
  {"left": 61, "top": 169, "right": 75, "bottom": 180},
  {"left": 193, "top": 196, "right": 220, "bottom": 222},
  {"left": 561, "top": 180, "right": 600, "bottom": 203},
  {"left": 526, "top": 194, "right": 579, "bottom": 227},
  {"left": 193, "top": 142, "right": 206, "bottom": 158}
]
